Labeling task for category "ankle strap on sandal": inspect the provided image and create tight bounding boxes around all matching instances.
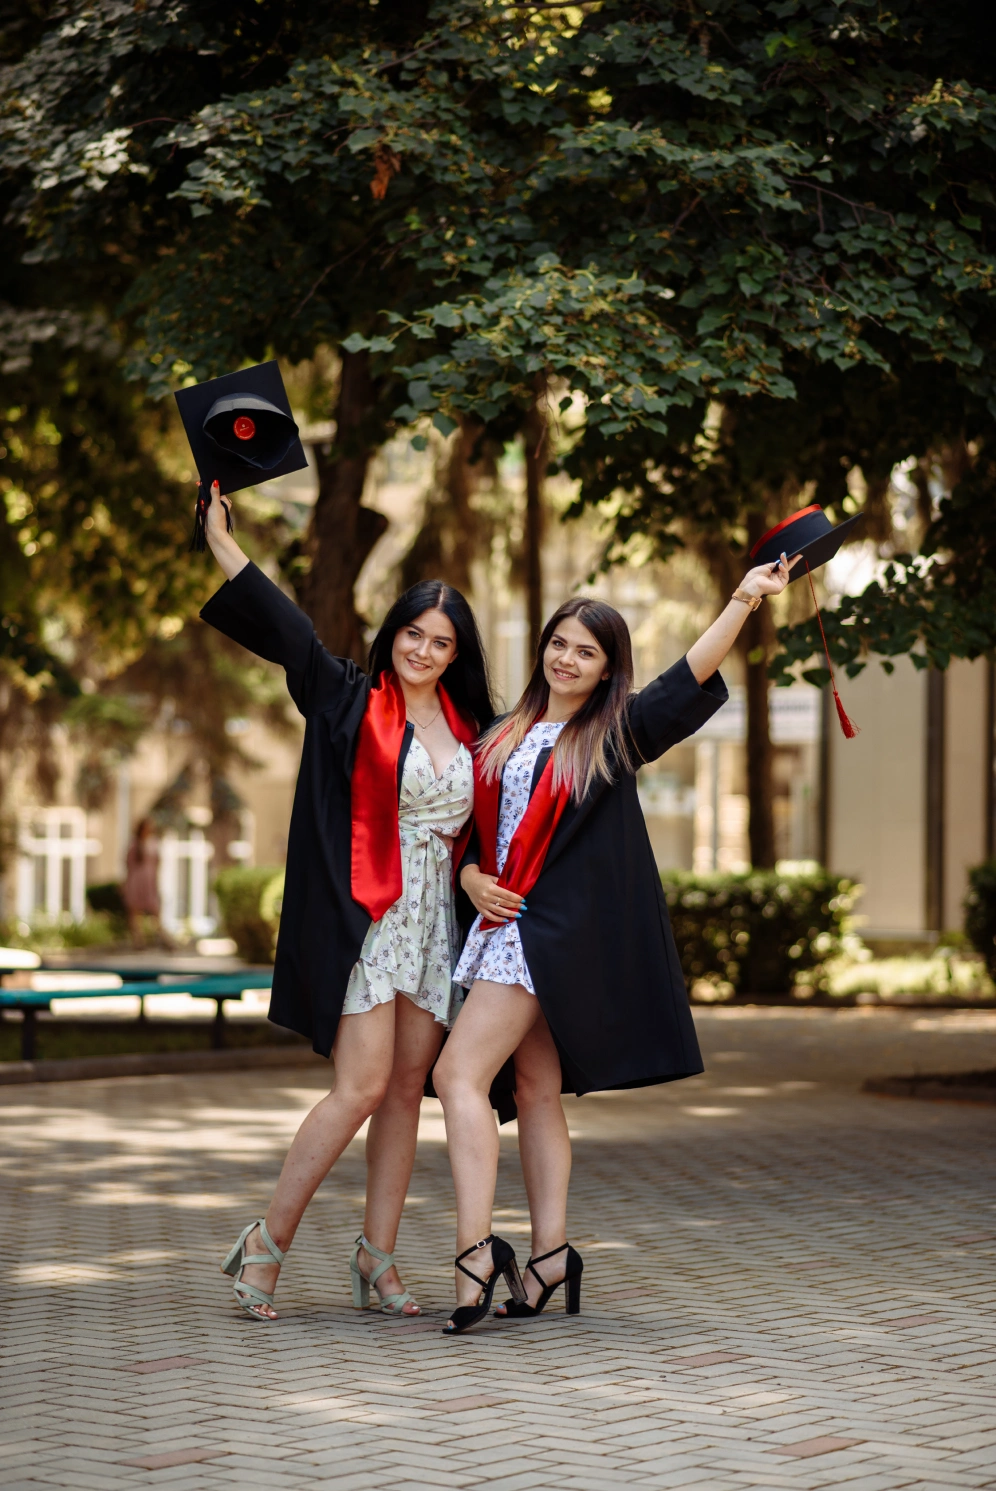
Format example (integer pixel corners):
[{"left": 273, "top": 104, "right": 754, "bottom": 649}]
[
  {"left": 254, "top": 1218, "right": 285, "bottom": 1265},
  {"left": 454, "top": 1234, "right": 494, "bottom": 1287},
  {"left": 529, "top": 1242, "right": 568, "bottom": 1265},
  {"left": 354, "top": 1234, "right": 396, "bottom": 1290},
  {"left": 526, "top": 1240, "right": 568, "bottom": 1283}
]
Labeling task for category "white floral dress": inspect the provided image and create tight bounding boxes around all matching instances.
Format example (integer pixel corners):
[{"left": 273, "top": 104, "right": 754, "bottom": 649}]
[
  {"left": 454, "top": 720, "right": 565, "bottom": 996},
  {"left": 343, "top": 735, "right": 473, "bottom": 1026}
]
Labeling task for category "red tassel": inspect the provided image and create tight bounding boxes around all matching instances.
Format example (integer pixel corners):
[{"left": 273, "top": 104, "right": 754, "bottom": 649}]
[
  {"left": 832, "top": 685, "right": 859, "bottom": 738},
  {"left": 805, "top": 562, "right": 860, "bottom": 740}
]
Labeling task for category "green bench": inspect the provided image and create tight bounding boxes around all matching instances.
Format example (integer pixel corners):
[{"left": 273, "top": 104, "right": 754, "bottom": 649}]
[{"left": 0, "top": 972, "right": 273, "bottom": 1061}]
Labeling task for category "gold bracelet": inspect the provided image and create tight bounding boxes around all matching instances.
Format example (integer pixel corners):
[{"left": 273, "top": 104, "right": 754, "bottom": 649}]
[{"left": 731, "top": 587, "right": 763, "bottom": 612}]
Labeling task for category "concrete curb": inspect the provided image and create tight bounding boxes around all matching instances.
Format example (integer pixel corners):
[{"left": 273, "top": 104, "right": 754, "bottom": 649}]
[
  {"left": 863, "top": 1075, "right": 996, "bottom": 1105},
  {"left": 0, "top": 1045, "right": 328, "bottom": 1087}
]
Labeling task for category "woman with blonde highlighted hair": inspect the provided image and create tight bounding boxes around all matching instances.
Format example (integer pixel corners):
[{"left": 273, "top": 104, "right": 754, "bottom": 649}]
[{"left": 433, "top": 553, "right": 796, "bottom": 1333}]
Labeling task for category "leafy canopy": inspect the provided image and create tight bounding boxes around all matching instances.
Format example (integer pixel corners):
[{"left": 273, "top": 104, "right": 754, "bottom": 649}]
[{"left": 4, "top": 0, "right": 996, "bottom": 676}]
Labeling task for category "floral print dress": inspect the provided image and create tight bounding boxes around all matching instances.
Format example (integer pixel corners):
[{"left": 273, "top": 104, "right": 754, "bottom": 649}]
[
  {"left": 342, "top": 736, "right": 474, "bottom": 1027},
  {"left": 453, "top": 719, "right": 565, "bottom": 996}
]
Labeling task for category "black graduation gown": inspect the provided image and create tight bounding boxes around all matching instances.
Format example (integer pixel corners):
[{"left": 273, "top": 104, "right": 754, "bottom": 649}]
[
  {"left": 201, "top": 561, "right": 406, "bottom": 1059},
  {"left": 494, "top": 661, "right": 728, "bottom": 1095}
]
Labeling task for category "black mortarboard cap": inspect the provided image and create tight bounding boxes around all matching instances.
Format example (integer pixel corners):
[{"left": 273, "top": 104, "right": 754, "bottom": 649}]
[
  {"left": 750, "top": 503, "right": 865, "bottom": 740},
  {"left": 749, "top": 504, "right": 863, "bottom": 581},
  {"left": 174, "top": 361, "right": 308, "bottom": 550}
]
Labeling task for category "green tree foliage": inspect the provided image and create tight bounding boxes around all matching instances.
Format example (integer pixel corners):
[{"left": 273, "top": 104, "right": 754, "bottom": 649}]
[
  {"left": 0, "top": 330, "right": 201, "bottom": 680},
  {"left": 770, "top": 431, "right": 996, "bottom": 682},
  {"left": 4, "top": 0, "right": 996, "bottom": 681},
  {"left": 0, "top": 0, "right": 440, "bottom": 659},
  {"left": 0, "top": 280, "right": 294, "bottom": 842},
  {"left": 104, "top": 0, "right": 996, "bottom": 679}
]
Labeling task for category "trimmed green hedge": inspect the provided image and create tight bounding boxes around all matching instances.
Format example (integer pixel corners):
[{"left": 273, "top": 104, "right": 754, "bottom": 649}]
[
  {"left": 661, "top": 870, "right": 858, "bottom": 997},
  {"left": 214, "top": 866, "right": 284, "bottom": 965},
  {"left": 86, "top": 881, "right": 126, "bottom": 918},
  {"left": 965, "top": 861, "right": 996, "bottom": 979}
]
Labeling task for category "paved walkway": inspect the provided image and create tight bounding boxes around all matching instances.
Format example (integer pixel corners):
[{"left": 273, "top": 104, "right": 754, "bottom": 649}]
[{"left": 2, "top": 1007, "right": 996, "bottom": 1491}]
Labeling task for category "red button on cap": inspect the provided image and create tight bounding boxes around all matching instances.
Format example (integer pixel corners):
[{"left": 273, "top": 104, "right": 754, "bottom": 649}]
[{"left": 233, "top": 416, "right": 256, "bottom": 441}]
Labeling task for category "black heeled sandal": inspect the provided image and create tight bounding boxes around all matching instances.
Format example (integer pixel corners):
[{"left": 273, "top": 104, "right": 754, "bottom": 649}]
[
  {"left": 442, "top": 1234, "right": 527, "bottom": 1335},
  {"left": 496, "top": 1241, "right": 583, "bottom": 1318}
]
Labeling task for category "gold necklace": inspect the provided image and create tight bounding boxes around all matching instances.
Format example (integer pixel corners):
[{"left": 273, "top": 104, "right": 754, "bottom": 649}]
[{"left": 408, "top": 703, "right": 442, "bottom": 731}]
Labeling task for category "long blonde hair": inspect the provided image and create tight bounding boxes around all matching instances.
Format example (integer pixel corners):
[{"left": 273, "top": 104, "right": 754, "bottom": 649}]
[{"left": 476, "top": 597, "right": 636, "bottom": 802}]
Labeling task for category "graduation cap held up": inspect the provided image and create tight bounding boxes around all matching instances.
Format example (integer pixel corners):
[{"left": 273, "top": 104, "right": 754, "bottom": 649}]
[
  {"left": 174, "top": 360, "right": 308, "bottom": 551},
  {"left": 749, "top": 504, "right": 864, "bottom": 739}
]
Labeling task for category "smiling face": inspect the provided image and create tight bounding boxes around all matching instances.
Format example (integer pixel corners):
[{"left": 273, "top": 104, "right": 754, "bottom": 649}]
[
  {"left": 391, "top": 607, "right": 458, "bottom": 689},
  {"left": 542, "top": 614, "right": 610, "bottom": 711}
]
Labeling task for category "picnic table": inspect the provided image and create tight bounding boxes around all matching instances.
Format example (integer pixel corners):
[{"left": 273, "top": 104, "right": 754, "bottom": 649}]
[{"left": 0, "top": 952, "right": 273, "bottom": 1060}]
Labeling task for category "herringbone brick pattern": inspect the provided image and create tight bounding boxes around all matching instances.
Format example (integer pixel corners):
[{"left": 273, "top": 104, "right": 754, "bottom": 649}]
[{"left": 2, "top": 1007, "right": 995, "bottom": 1491}]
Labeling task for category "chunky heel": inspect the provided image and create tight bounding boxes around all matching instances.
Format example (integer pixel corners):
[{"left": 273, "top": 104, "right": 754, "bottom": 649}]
[
  {"left": 495, "top": 1242, "right": 584, "bottom": 1320},
  {"left": 350, "top": 1257, "right": 370, "bottom": 1309},
  {"left": 349, "top": 1234, "right": 417, "bottom": 1315},
  {"left": 501, "top": 1251, "right": 528, "bottom": 1305}
]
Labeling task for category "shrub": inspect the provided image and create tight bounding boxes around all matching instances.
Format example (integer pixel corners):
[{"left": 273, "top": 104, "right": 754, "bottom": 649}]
[
  {"left": 214, "top": 866, "right": 284, "bottom": 965},
  {"left": 86, "top": 881, "right": 126, "bottom": 918},
  {"left": 661, "top": 869, "right": 858, "bottom": 997},
  {"left": 965, "top": 861, "right": 996, "bottom": 979}
]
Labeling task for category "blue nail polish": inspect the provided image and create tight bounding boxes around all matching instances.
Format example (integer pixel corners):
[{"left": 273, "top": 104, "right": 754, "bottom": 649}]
[{"left": 515, "top": 913, "right": 523, "bottom": 919}]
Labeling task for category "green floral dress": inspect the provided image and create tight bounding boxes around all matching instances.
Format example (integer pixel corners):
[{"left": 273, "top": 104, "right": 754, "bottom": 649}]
[{"left": 342, "top": 736, "right": 474, "bottom": 1027}]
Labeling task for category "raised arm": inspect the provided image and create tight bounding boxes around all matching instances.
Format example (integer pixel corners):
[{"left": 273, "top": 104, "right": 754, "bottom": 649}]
[
  {"left": 198, "top": 482, "right": 364, "bottom": 717},
  {"left": 685, "top": 551, "right": 797, "bottom": 683},
  {"left": 204, "top": 480, "right": 250, "bottom": 582},
  {"left": 628, "top": 551, "right": 797, "bottom": 763}
]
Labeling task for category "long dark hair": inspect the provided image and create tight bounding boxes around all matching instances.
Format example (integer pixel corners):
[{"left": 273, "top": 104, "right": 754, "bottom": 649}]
[
  {"left": 367, "top": 580, "right": 495, "bottom": 730},
  {"left": 477, "top": 596, "right": 635, "bottom": 801}
]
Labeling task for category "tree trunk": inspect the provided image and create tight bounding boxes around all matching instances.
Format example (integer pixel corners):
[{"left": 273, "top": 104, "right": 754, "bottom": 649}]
[
  {"left": 743, "top": 512, "right": 777, "bottom": 869},
  {"left": 442, "top": 416, "right": 481, "bottom": 595},
  {"left": 300, "top": 348, "right": 387, "bottom": 663},
  {"left": 523, "top": 387, "right": 547, "bottom": 652},
  {"left": 397, "top": 415, "right": 484, "bottom": 595}
]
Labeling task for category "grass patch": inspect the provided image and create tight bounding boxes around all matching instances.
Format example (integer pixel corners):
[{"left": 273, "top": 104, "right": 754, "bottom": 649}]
[{"left": 825, "top": 951, "right": 995, "bottom": 1004}]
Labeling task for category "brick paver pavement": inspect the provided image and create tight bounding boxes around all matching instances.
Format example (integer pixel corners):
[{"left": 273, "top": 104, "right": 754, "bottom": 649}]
[{"left": 2, "top": 1006, "right": 995, "bottom": 1491}]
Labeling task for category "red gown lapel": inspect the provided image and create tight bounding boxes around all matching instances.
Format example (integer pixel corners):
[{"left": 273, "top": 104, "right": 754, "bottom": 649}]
[
  {"left": 473, "top": 740, "right": 571, "bottom": 929},
  {"left": 351, "top": 671, "right": 477, "bottom": 921}
]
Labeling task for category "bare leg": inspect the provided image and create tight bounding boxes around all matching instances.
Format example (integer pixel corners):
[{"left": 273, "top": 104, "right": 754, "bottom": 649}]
[
  {"left": 432, "top": 981, "right": 541, "bottom": 1324},
  {"left": 495, "top": 1013, "right": 572, "bottom": 1312},
  {"left": 237, "top": 1001, "right": 397, "bottom": 1317},
  {"left": 358, "top": 995, "right": 446, "bottom": 1315}
]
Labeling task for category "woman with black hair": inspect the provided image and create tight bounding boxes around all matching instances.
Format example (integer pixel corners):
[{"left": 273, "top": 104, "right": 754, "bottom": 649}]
[
  {"left": 196, "top": 482, "right": 495, "bottom": 1320},
  {"left": 434, "top": 555, "right": 796, "bottom": 1333}
]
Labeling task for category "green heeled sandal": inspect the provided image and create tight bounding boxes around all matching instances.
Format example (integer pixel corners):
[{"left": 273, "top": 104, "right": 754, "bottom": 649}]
[
  {"left": 349, "top": 1234, "right": 418, "bottom": 1316},
  {"left": 221, "top": 1218, "right": 285, "bottom": 1320}
]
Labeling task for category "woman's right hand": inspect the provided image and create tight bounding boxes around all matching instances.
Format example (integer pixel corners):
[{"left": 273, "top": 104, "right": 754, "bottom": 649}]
[
  {"left": 459, "top": 865, "right": 525, "bottom": 924},
  {"left": 203, "top": 480, "right": 249, "bottom": 581},
  {"left": 204, "top": 479, "right": 232, "bottom": 539}
]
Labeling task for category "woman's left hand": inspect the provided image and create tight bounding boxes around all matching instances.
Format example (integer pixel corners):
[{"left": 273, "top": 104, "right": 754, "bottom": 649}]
[
  {"left": 738, "top": 551, "right": 800, "bottom": 598},
  {"left": 686, "top": 551, "right": 800, "bottom": 684}
]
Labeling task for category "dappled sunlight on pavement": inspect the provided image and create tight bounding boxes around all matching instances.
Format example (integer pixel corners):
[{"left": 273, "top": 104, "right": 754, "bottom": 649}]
[{"left": 2, "top": 1007, "right": 995, "bottom": 1489}]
